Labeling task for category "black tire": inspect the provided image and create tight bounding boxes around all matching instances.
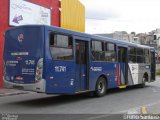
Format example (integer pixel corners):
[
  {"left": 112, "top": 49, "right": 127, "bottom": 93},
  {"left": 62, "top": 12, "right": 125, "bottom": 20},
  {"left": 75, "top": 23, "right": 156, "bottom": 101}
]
[
  {"left": 94, "top": 77, "right": 107, "bottom": 97},
  {"left": 139, "top": 77, "right": 146, "bottom": 88}
]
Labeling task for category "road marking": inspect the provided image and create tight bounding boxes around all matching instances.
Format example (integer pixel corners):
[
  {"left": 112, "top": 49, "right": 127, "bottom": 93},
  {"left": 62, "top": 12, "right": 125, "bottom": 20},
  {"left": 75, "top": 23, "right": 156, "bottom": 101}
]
[
  {"left": 141, "top": 106, "right": 148, "bottom": 114},
  {"left": 118, "top": 101, "right": 160, "bottom": 114}
]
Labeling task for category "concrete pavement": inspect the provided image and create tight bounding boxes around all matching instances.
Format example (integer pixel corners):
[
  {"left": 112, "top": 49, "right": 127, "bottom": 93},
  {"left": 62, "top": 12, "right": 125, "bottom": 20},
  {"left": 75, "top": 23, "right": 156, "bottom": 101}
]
[
  {"left": 0, "top": 88, "right": 29, "bottom": 97},
  {"left": 145, "top": 101, "right": 160, "bottom": 114},
  {"left": 124, "top": 101, "right": 160, "bottom": 114}
]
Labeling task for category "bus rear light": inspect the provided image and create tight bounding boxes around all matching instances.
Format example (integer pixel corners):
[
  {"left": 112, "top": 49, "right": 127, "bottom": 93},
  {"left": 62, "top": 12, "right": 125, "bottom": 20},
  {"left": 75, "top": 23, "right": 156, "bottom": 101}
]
[
  {"left": 16, "top": 56, "right": 22, "bottom": 60},
  {"left": 16, "top": 76, "right": 23, "bottom": 80},
  {"left": 35, "top": 58, "right": 43, "bottom": 83}
]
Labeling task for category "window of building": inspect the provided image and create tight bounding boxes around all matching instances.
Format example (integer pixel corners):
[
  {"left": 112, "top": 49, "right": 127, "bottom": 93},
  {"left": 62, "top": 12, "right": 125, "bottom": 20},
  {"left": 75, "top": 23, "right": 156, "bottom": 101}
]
[{"left": 49, "top": 33, "right": 73, "bottom": 60}]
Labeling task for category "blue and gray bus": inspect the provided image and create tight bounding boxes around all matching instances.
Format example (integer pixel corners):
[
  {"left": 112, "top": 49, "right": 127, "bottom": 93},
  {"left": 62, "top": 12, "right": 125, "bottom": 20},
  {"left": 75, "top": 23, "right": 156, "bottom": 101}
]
[{"left": 3, "top": 25, "right": 156, "bottom": 97}]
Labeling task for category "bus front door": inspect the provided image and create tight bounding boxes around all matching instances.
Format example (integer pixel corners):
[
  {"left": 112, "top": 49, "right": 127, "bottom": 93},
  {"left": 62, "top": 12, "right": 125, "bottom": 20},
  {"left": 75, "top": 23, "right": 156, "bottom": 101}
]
[
  {"left": 75, "top": 40, "right": 89, "bottom": 91},
  {"left": 151, "top": 50, "right": 156, "bottom": 81},
  {"left": 118, "top": 47, "right": 128, "bottom": 86}
]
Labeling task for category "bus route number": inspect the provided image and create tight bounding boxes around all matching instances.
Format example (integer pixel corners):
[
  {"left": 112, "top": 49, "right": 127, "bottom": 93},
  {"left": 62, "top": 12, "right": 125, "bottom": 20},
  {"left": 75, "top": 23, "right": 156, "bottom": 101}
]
[{"left": 55, "top": 66, "right": 66, "bottom": 72}]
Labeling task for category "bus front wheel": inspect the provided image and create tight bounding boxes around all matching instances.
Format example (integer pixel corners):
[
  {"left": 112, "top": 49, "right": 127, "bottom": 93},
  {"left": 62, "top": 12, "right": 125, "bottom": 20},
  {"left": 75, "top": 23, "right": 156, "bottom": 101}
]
[{"left": 94, "top": 77, "right": 107, "bottom": 97}]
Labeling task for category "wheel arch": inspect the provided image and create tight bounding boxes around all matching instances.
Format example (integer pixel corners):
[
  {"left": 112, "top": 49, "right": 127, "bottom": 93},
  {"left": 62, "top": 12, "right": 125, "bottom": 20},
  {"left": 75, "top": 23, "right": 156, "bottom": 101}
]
[
  {"left": 143, "top": 72, "right": 149, "bottom": 82},
  {"left": 94, "top": 74, "right": 108, "bottom": 97},
  {"left": 97, "top": 74, "right": 108, "bottom": 87}
]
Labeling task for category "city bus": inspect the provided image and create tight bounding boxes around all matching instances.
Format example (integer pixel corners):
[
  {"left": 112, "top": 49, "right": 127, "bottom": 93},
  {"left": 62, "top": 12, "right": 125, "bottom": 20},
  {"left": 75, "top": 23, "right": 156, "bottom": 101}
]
[{"left": 3, "top": 25, "right": 156, "bottom": 97}]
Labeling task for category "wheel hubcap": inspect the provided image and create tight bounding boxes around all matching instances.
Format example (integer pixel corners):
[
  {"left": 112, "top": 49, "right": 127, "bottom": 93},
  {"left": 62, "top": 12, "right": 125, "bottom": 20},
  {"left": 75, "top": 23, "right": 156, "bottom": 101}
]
[{"left": 98, "top": 81, "right": 105, "bottom": 93}]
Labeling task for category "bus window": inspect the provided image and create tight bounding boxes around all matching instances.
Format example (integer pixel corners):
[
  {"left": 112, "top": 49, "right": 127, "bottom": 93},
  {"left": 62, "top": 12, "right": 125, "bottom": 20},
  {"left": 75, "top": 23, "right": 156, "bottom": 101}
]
[
  {"left": 49, "top": 33, "right": 73, "bottom": 60},
  {"left": 128, "top": 47, "right": 136, "bottom": 63},
  {"left": 136, "top": 48, "right": 143, "bottom": 55},
  {"left": 118, "top": 47, "right": 127, "bottom": 63},
  {"left": 137, "top": 56, "right": 144, "bottom": 63},
  {"left": 136, "top": 48, "right": 144, "bottom": 63},
  {"left": 129, "top": 47, "right": 136, "bottom": 55},
  {"left": 105, "top": 43, "right": 116, "bottom": 62},
  {"left": 144, "top": 49, "right": 150, "bottom": 64},
  {"left": 129, "top": 55, "right": 136, "bottom": 63},
  {"left": 91, "top": 40, "right": 105, "bottom": 61}
]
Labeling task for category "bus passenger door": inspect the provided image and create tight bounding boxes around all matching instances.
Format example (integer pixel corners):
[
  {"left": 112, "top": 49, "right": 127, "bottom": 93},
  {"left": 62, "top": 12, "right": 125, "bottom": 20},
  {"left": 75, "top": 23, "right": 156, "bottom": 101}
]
[
  {"left": 117, "top": 46, "right": 128, "bottom": 86},
  {"left": 150, "top": 50, "right": 156, "bottom": 81},
  {"left": 75, "top": 39, "right": 89, "bottom": 91}
]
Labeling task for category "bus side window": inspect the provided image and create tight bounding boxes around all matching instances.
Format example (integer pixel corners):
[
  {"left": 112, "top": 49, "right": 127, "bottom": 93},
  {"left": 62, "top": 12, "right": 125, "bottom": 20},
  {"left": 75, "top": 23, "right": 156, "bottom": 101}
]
[
  {"left": 49, "top": 33, "right": 73, "bottom": 60},
  {"left": 144, "top": 49, "right": 150, "bottom": 63},
  {"left": 49, "top": 33, "right": 54, "bottom": 46},
  {"left": 91, "top": 40, "right": 105, "bottom": 61},
  {"left": 136, "top": 48, "right": 144, "bottom": 63},
  {"left": 128, "top": 47, "right": 136, "bottom": 63},
  {"left": 105, "top": 43, "right": 116, "bottom": 62}
]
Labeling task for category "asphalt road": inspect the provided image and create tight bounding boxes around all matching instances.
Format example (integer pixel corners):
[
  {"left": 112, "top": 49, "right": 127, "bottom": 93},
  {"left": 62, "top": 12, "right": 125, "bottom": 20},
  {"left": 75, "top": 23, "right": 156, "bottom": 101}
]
[{"left": 0, "top": 77, "right": 160, "bottom": 115}]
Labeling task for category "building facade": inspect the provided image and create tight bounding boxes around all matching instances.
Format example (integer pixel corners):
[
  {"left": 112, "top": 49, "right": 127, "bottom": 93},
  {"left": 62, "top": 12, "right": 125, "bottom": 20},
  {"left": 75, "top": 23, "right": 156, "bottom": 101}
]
[{"left": 96, "top": 31, "right": 135, "bottom": 43}]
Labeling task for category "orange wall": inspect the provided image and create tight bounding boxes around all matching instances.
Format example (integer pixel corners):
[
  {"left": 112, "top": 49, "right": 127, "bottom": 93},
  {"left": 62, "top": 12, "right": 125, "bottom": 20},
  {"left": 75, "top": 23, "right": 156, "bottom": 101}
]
[{"left": 61, "top": 0, "right": 85, "bottom": 32}]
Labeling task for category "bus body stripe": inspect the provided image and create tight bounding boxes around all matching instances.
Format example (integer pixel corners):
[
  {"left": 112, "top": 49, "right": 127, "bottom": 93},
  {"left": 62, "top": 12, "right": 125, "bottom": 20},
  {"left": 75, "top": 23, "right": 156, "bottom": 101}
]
[{"left": 116, "top": 64, "right": 121, "bottom": 86}]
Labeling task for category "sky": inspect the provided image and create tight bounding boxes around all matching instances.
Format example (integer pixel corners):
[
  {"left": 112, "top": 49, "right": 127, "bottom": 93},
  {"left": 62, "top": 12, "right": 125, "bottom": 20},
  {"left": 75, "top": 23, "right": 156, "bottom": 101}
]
[{"left": 80, "top": 0, "right": 160, "bottom": 34}]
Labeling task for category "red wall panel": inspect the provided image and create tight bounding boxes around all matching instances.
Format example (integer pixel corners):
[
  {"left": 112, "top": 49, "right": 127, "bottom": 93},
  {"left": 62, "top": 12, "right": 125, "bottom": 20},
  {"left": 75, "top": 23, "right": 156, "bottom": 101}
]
[
  {"left": 0, "top": 0, "right": 60, "bottom": 88},
  {"left": 0, "top": 0, "right": 9, "bottom": 88}
]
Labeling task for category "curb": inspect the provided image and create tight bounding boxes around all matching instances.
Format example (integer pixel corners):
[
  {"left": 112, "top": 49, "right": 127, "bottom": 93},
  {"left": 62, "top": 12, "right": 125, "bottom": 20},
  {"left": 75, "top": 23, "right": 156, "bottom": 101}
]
[{"left": 0, "top": 91, "right": 29, "bottom": 97}]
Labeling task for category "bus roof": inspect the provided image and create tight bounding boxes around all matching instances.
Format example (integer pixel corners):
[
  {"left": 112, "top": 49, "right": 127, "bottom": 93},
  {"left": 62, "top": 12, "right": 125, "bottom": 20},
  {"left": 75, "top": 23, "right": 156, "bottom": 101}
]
[{"left": 6, "top": 25, "right": 154, "bottom": 50}]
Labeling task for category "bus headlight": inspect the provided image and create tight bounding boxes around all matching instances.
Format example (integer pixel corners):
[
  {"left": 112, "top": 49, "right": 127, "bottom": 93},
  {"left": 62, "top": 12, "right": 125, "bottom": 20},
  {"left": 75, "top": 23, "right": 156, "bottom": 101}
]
[{"left": 35, "top": 58, "right": 43, "bottom": 83}]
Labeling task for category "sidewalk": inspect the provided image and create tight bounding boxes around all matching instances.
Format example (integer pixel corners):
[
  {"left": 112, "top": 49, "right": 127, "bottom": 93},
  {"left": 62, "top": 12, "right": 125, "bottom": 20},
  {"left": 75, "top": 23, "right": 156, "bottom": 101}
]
[{"left": 0, "top": 88, "right": 29, "bottom": 97}]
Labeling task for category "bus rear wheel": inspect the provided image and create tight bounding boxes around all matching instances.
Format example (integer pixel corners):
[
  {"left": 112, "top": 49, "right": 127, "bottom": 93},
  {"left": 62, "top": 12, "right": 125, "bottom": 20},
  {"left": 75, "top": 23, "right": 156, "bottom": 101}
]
[
  {"left": 94, "top": 77, "right": 107, "bottom": 97},
  {"left": 139, "top": 75, "right": 147, "bottom": 88},
  {"left": 139, "top": 78, "right": 145, "bottom": 88}
]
